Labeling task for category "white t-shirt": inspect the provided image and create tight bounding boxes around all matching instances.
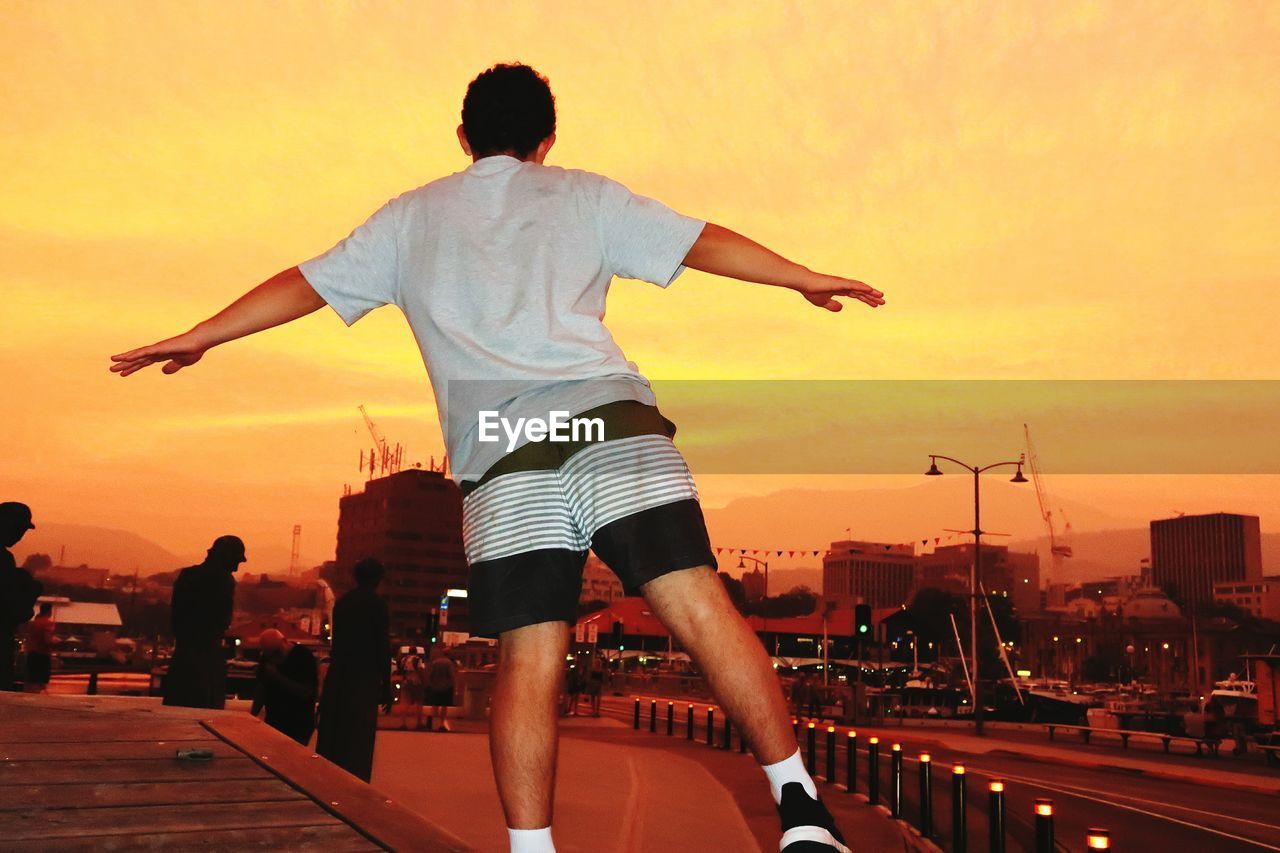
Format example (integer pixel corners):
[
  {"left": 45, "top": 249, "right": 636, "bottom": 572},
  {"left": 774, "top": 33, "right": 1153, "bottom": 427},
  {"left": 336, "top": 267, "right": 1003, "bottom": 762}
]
[{"left": 298, "top": 155, "right": 706, "bottom": 482}]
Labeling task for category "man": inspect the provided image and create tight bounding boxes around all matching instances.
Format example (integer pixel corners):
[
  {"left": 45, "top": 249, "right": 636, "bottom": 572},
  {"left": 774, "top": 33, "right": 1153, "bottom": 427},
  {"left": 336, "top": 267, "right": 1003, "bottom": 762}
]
[
  {"left": 585, "top": 654, "right": 605, "bottom": 718},
  {"left": 163, "top": 535, "right": 244, "bottom": 709},
  {"left": 314, "top": 557, "right": 391, "bottom": 781},
  {"left": 109, "top": 63, "right": 882, "bottom": 852},
  {"left": 425, "top": 650, "right": 457, "bottom": 732},
  {"left": 250, "top": 628, "right": 318, "bottom": 745},
  {"left": 24, "top": 602, "right": 56, "bottom": 694},
  {"left": 1, "top": 502, "right": 43, "bottom": 692}
]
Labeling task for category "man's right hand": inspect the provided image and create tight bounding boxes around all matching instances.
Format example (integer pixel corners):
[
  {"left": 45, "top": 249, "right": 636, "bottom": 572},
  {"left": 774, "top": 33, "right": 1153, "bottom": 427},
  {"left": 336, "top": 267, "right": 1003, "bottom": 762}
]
[
  {"left": 108, "top": 266, "right": 327, "bottom": 379},
  {"left": 109, "top": 331, "right": 209, "bottom": 377}
]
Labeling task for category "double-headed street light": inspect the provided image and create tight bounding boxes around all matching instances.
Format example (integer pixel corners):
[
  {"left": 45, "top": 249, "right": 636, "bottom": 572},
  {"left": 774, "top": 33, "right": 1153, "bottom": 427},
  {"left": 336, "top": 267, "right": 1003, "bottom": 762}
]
[{"left": 925, "top": 453, "right": 1027, "bottom": 735}]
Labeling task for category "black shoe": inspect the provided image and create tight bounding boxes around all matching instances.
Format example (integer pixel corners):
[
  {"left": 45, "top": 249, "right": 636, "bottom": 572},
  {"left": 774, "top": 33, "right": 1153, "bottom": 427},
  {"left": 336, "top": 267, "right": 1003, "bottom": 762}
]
[{"left": 778, "top": 782, "right": 852, "bottom": 852}]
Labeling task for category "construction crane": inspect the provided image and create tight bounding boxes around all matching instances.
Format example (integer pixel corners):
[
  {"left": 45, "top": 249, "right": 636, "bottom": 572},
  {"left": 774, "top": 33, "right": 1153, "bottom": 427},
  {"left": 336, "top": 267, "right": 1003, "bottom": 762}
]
[
  {"left": 358, "top": 405, "right": 403, "bottom": 478},
  {"left": 1024, "top": 423, "right": 1072, "bottom": 582},
  {"left": 289, "top": 525, "right": 302, "bottom": 576}
]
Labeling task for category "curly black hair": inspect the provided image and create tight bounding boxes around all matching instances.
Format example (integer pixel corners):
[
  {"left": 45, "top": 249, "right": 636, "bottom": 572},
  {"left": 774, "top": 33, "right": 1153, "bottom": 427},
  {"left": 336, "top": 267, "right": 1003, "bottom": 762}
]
[{"left": 461, "top": 63, "right": 556, "bottom": 160}]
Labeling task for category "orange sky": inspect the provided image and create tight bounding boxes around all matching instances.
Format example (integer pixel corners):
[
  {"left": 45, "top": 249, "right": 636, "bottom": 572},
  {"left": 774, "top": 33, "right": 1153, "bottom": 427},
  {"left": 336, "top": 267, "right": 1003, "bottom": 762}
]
[{"left": 3, "top": 2, "right": 1279, "bottom": 570}]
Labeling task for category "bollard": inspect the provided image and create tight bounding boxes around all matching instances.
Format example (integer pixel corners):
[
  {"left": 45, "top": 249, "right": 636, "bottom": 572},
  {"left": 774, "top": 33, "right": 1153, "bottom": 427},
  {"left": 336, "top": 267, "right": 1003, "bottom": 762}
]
[
  {"left": 868, "top": 737, "right": 880, "bottom": 805},
  {"left": 1085, "top": 828, "right": 1111, "bottom": 850},
  {"left": 649, "top": 699, "right": 657, "bottom": 733},
  {"left": 1034, "top": 799, "right": 1054, "bottom": 853},
  {"left": 687, "top": 704, "right": 695, "bottom": 741},
  {"left": 825, "top": 726, "right": 836, "bottom": 782},
  {"left": 706, "top": 707, "right": 715, "bottom": 746},
  {"left": 87, "top": 671, "right": 99, "bottom": 695},
  {"left": 633, "top": 698, "right": 640, "bottom": 729},
  {"left": 918, "top": 753, "right": 933, "bottom": 838},
  {"left": 952, "top": 764, "right": 967, "bottom": 853},
  {"left": 890, "top": 743, "right": 903, "bottom": 818},
  {"left": 806, "top": 722, "right": 817, "bottom": 775},
  {"left": 846, "top": 731, "right": 857, "bottom": 794},
  {"left": 722, "top": 715, "right": 732, "bottom": 750},
  {"left": 988, "top": 780, "right": 1006, "bottom": 853},
  {"left": 666, "top": 701, "right": 674, "bottom": 736}
]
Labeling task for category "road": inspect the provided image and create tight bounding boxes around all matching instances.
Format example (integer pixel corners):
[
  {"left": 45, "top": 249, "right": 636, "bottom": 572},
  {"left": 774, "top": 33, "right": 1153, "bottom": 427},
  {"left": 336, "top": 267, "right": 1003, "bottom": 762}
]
[{"left": 599, "top": 694, "right": 1280, "bottom": 852}]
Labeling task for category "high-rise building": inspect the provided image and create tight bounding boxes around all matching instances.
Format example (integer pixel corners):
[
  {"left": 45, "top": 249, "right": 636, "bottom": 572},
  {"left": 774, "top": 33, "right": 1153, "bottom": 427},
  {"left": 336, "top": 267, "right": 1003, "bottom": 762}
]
[
  {"left": 334, "top": 468, "right": 468, "bottom": 639},
  {"left": 822, "top": 540, "right": 916, "bottom": 608},
  {"left": 1212, "top": 579, "right": 1280, "bottom": 620},
  {"left": 580, "top": 554, "right": 625, "bottom": 605},
  {"left": 915, "top": 544, "right": 1040, "bottom": 615},
  {"left": 1150, "top": 512, "right": 1262, "bottom": 606}
]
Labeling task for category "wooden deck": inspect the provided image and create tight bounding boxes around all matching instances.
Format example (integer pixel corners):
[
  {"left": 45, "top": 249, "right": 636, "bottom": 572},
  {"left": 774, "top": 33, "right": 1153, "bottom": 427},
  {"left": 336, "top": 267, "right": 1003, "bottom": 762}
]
[{"left": 0, "top": 693, "right": 471, "bottom": 851}]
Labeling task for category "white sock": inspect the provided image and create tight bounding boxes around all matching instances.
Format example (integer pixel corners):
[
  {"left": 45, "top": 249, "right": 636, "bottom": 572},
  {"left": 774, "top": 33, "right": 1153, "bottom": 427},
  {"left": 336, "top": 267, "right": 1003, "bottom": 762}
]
[
  {"left": 508, "top": 827, "right": 555, "bottom": 853},
  {"left": 762, "top": 748, "right": 818, "bottom": 804}
]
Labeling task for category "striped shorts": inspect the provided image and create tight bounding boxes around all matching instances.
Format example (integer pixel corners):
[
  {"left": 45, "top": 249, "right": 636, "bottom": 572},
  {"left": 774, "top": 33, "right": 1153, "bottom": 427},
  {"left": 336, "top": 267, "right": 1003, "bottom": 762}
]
[{"left": 459, "top": 400, "right": 717, "bottom": 637}]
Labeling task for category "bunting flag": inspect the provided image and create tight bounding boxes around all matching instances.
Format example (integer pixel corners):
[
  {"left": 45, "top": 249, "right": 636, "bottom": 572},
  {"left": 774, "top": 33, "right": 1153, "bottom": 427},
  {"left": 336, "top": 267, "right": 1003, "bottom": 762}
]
[{"left": 712, "top": 531, "right": 981, "bottom": 560}]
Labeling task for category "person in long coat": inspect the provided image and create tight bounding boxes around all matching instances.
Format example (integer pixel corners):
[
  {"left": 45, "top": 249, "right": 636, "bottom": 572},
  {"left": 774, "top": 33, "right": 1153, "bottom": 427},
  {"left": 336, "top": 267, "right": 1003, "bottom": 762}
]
[
  {"left": 162, "top": 535, "right": 244, "bottom": 709},
  {"left": 316, "top": 557, "right": 391, "bottom": 781}
]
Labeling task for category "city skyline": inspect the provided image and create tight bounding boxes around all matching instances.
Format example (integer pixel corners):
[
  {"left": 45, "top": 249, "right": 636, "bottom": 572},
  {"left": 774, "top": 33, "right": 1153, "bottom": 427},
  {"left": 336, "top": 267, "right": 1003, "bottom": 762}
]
[{"left": 4, "top": 4, "right": 1280, "bottom": 570}]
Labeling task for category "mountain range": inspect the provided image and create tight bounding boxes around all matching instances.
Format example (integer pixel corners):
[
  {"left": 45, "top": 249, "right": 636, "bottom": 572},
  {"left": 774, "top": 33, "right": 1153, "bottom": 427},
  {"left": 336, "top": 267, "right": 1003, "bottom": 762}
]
[{"left": 13, "top": 481, "right": 1278, "bottom": 592}]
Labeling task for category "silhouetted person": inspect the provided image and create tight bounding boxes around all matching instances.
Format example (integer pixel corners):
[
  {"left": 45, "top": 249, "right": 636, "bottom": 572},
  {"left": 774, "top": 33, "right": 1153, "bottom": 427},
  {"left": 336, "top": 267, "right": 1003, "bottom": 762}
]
[
  {"left": 1, "top": 502, "right": 42, "bottom": 692},
  {"left": 316, "top": 557, "right": 391, "bottom": 781},
  {"left": 24, "top": 602, "right": 56, "bottom": 694},
  {"left": 250, "top": 629, "right": 318, "bottom": 744},
  {"left": 163, "top": 535, "right": 245, "bottom": 709},
  {"left": 425, "top": 649, "right": 457, "bottom": 732}
]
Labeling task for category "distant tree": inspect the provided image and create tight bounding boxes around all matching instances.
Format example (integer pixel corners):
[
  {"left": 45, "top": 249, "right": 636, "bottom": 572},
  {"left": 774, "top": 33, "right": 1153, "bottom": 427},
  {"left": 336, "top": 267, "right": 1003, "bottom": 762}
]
[
  {"left": 319, "top": 562, "right": 352, "bottom": 596},
  {"left": 1160, "top": 581, "right": 1184, "bottom": 609},
  {"left": 21, "top": 553, "right": 53, "bottom": 572},
  {"left": 903, "top": 588, "right": 964, "bottom": 645},
  {"left": 578, "top": 599, "right": 610, "bottom": 616},
  {"left": 742, "top": 586, "right": 818, "bottom": 618},
  {"left": 718, "top": 572, "right": 747, "bottom": 610}
]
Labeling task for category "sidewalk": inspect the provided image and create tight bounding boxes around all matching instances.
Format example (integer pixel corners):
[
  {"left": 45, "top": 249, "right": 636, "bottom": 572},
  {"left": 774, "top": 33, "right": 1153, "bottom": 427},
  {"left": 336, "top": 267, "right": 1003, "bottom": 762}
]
[{"left": 371, "top": 714, "right": 918, "bottom": 852}]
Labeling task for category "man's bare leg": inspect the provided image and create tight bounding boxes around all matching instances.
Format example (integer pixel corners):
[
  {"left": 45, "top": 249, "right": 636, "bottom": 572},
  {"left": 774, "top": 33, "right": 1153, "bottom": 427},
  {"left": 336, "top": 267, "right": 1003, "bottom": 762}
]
[
  {"left": 641, "top": 565, "right": 796, "bottom": 765},
  {"left": 489, "top": 621, "right": 568, "bottom": 833}
]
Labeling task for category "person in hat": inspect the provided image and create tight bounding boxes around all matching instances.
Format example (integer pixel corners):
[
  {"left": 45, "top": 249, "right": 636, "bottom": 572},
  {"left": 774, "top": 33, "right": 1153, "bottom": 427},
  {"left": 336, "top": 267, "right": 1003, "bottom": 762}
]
[
  {"left": 1, "top": 502, "right": 42, "bottom": 692},
  {"left": 162, "top": 535, "right": 245, "bottom": 709}
]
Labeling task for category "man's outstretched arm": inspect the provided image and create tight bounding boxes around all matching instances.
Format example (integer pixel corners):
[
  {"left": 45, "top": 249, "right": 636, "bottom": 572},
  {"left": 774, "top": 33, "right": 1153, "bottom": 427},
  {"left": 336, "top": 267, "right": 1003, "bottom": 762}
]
[
  {"left": 109, "top": 266, "right": 326, "bottom": 377},
  {"left": 681, "top": 222, "right": 885, "bottom": 312}
]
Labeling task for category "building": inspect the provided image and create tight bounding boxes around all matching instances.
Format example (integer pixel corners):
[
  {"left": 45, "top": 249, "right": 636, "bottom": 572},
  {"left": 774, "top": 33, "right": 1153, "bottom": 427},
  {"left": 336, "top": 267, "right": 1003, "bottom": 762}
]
[
  {"left": 579, "top": 554, "right": 625, "bottom": 606},
  {"left": 741, "top": 568, "right": 767, "bottom": 601},
  {"left": 1150, "top": 512, "right": 1262, "bottom": 606},
  {"left": 32, "top": 564, "right": 110, "bottom": 589},
  {"left": 34, "top": 596, "right": 122, "bottom": 656},
  {"left": 822, "top": 540, "right": 915, "bottom": 609},
  {"left": 823, "top": 539, "right": 1041, "bottom": 613},
  {"left": 334, "top": 468, "right": 468, "bottom": 640},
  {"left": 915, "top": 544, "right": 1041, "bottom": 615},
  {"left": 1213, "top": 579, "right": 1280, "bottom": 620}
]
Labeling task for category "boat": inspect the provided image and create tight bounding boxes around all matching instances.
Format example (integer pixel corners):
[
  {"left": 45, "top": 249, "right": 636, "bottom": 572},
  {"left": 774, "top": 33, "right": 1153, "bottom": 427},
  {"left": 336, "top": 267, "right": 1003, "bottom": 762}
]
[
  {"left": 1014, "top": 677, "right": 1097, "bottom": 724},
  {"left": 1209, "top": 674, "right": 1258, "bottom": 723}
]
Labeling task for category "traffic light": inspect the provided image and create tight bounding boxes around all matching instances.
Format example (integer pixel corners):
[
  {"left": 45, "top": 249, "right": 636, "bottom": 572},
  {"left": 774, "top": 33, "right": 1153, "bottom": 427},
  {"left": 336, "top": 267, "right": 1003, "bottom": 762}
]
[
  {"left": 611, "top": 620, "right": 624, "bottom": 651},
  {"left": 426, "top": 608, "right": 439, "bottom": 644},
  {"left": 854, "top": 603, "right": 872, "bottom": 640}
]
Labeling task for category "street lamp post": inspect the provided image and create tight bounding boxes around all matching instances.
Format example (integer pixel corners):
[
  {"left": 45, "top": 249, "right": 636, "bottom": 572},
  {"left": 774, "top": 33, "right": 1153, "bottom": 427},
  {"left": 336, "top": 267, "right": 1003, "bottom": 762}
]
[
  {"left": 926, "top": 453, "right": 1027, "bottom": 735},
  {"left": 738, "top": 554, "right": 772, "bottom": 653}
]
